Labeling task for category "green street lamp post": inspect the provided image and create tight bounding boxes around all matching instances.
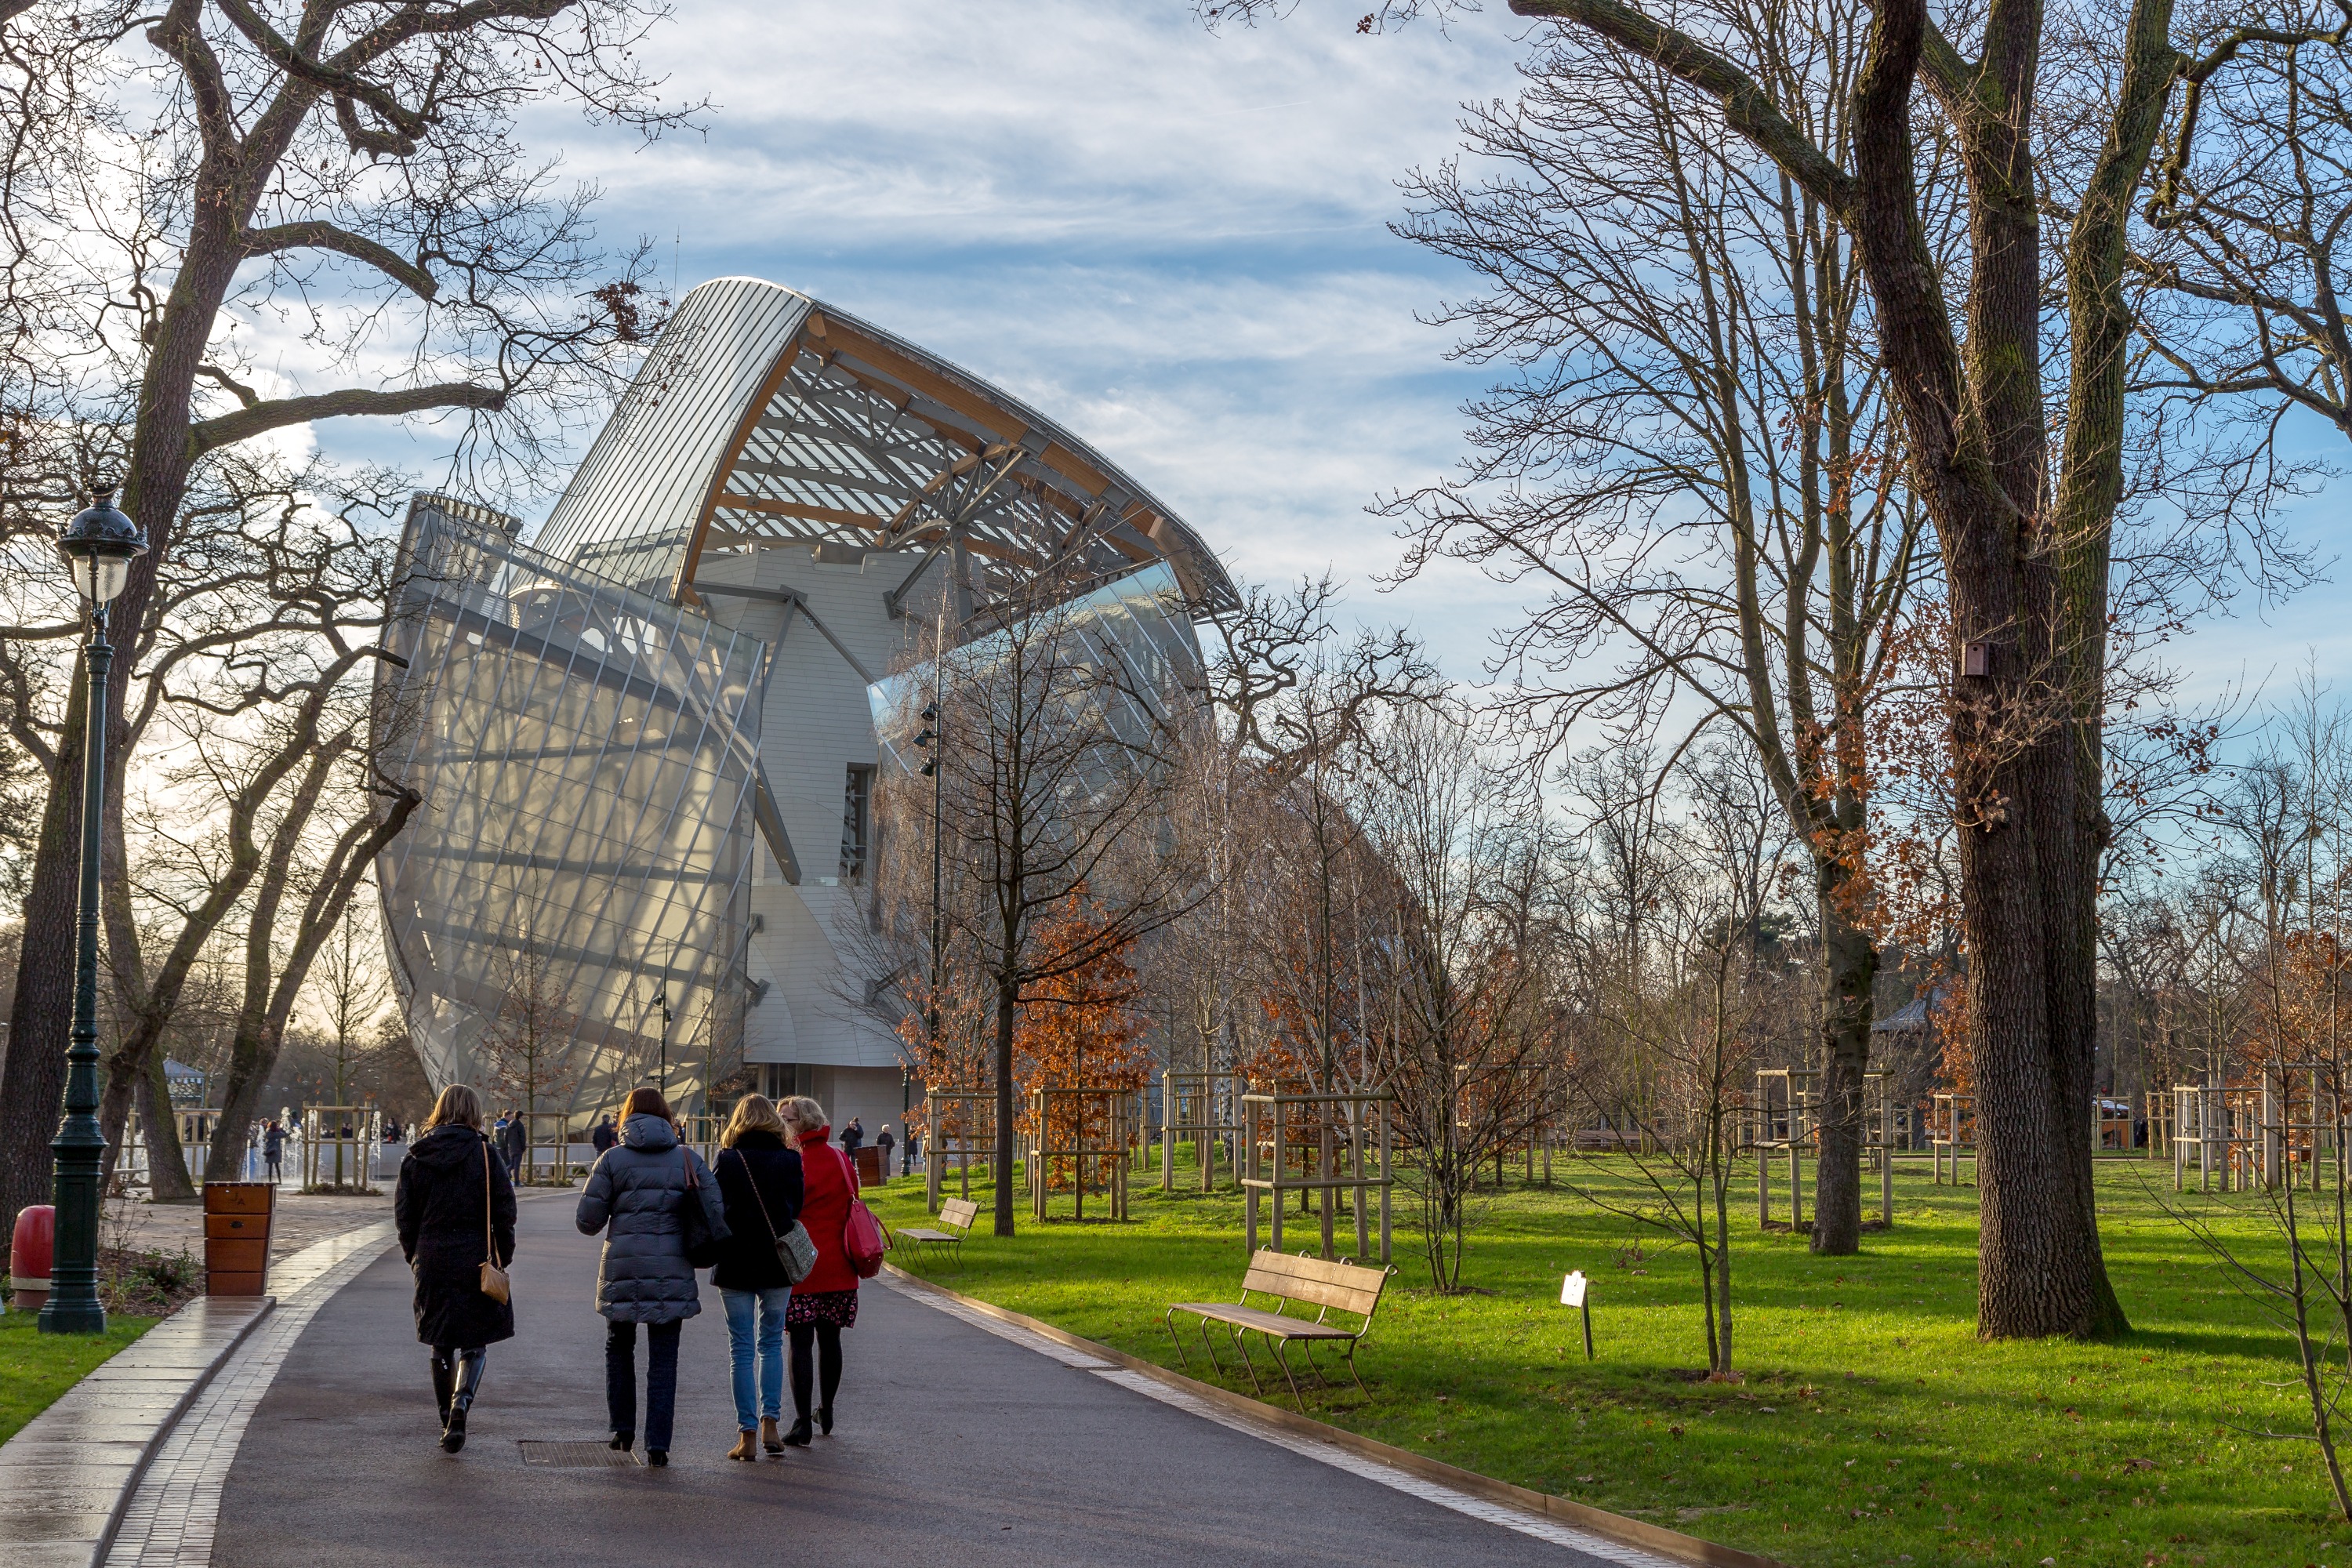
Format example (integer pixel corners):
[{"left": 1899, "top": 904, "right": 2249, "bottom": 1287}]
[{"left": 40, "top": 485, "right": 146, "bottom": 1335}]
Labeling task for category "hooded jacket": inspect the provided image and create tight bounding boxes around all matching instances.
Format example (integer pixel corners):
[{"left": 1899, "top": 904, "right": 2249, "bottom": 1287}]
[
  {"left": 575, "top": 1113, "right": 728, "bottom": 1323},
  {"left": 394, "top": 1123, "right": 517, "bottom": 1348}
]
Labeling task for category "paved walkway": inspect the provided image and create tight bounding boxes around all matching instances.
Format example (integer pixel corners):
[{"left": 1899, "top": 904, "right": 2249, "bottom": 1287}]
[{"left": 163, "top": 1199, "right": 1671, "bottom": 1568}]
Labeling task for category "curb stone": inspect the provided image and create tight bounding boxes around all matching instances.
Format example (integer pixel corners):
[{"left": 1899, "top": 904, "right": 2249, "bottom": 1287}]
[{"left": 0, "top": 1293, "right": 275, "bottom": 1568}]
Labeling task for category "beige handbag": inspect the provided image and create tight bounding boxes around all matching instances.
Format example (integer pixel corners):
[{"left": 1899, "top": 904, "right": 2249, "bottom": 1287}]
[{"left": 478, "top": 1141, "right": 510, "bottom": 1305}]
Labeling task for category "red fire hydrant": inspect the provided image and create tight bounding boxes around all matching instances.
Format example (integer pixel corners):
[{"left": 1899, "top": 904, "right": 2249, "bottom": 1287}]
[{"left": 9, "top": 1203, "right": 54, "bottom": 1314}]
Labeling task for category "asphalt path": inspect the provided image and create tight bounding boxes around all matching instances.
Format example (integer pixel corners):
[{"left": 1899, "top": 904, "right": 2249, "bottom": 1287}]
[{"left": 212, "top": 1194, "right": 1628, "bottom": 1566}]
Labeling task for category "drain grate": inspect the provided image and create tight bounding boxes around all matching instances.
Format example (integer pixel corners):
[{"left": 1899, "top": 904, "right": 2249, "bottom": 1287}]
[{"left": 517, "top": 1440, "right": 641, "bottom": 1468}]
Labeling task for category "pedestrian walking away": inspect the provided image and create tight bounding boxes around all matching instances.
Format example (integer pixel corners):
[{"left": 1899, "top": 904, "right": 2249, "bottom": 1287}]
[
  {"left": 780, "top": 1095, "right": 864, "bottom": 1446},
  {"left": 710, "top": 1093, "right": 805, "bottom": 1460},
  {"left": 873, "top": 1123, "right": 895, "bottom": 1181},
  {"left": 576, "top": 1084, "right": 728, "bottom": 1465},
  {"left": 590, "top": 1113, "right": 618, "bottom": 1156},
  {"left": 262, "top": 1120, "right": 285, "bottom": 1184},
  {"left": 394, "top": 1083, "right": 517, "bottom": 1455}
]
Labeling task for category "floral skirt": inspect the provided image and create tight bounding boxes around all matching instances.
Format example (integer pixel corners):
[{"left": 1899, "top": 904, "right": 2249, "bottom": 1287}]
[{"left": 786, "top": 1287, "right": 858, "bottom": 1330}]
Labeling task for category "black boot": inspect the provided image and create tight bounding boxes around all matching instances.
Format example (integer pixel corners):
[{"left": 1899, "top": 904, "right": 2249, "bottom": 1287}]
[
  {"left": 781, "top": 1415, "right": 811, "bottom": 1447},
  {"left": 441, "top": 1348, "right": 487, "bottom": 1454},
  {"left": 817, "top": 1404, "right": 833, "bottom": 1436},
  {"left": 429, "top": 1351, "right": 456, "bottom": 1431}
]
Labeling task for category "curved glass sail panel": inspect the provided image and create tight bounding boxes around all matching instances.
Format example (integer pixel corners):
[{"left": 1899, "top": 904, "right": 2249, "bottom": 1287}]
[{"left": 375, "top": 497, "right": 765, "bottom": 1120}]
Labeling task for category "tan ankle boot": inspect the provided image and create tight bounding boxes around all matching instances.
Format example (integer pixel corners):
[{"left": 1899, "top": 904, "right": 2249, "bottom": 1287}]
[
  {"left": 760, "top": 1416, "right": 783, "bottom": 1454},
  {"left": 728, "top": 1428, "right": 758, "bottom": 1461}
]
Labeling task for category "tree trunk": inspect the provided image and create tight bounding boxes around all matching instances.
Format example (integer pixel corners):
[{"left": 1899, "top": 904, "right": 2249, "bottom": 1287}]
[
  {"left": 0, "top": 674, "right": 87, "bottom": 1246},
  {"left": 992, "top": 968, "right": 1017, "bottom": 1238},
  {"left": 1811, "top": 898, "right": 1877, "bottom": 1254},
  {"left": 137, "top": 1051, "right": 194, "bottom": 1200}
]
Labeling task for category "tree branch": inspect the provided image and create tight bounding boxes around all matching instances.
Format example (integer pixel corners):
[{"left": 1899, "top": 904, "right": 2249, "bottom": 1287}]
[
  {"left": 187, "top": 382, "right": 506, "bottom": 455},
  {"left": 1511, "top": 0, "right": 1857, "bottom": 217},
  {"left": 241, "top": 220, "right": 437, "bottom": 300}
]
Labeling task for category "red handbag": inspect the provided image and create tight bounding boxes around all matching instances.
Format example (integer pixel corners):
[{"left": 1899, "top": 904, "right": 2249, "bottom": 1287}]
[{"left": 838, "top": 1147, "right": 887, "bottom": 1279}]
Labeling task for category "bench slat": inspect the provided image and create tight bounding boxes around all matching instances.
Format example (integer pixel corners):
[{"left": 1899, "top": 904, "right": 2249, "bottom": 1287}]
[
  {"left": 1170, "top": 1302, "right": 1359, "bottom": 1340},
  {"left": 1240, "top": 1261, "right": 1384, "bottom": 1316}
]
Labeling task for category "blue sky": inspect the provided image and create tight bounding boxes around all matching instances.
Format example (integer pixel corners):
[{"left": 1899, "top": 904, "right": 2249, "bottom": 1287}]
[
  {"left": 317, "top": 0, "right": 2350, "bottom": 700},
  {"left": 318, "top": 2, "right": 1534, "bottom": 679}
]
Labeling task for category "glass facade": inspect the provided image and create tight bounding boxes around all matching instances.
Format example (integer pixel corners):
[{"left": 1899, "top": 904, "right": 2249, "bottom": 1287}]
[
  {"left": 374, "top": 278, "right": 1239, "bottom": 1120},
  {"left": 375, "top": 496, "right": 765, "bottom": 1120},
  {"left": 869, "top": 561, "right": 1203, "bottom": 775}
]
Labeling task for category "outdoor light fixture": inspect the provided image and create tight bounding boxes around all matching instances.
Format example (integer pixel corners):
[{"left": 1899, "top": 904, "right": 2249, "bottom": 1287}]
[
  {"left": 56, "top": 485, "right": 147, "bottom": 612},
  {"left": 42, "top": 485, "right": 145, "bottom": 1334}
]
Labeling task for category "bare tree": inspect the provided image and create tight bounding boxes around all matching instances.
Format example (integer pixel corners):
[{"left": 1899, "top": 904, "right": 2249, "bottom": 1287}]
[
  {"left": 1360, "top": 701, "right": 1566, "bottom": 1290},
  {"left": 1565, "top": 747, "right": 1800, "bottom": 1380},
  {"left": 1388, "top": 6, "right": 1935, "bottom": 1257},
  {"left": 0, "top": 0, "right": 687, "bottom": 1232},
  {"left": 475, "top": 934, "right": 579, "bottom": 1179},
  {"left": 877, "top": 583, "right": 1207, "bottom": 1237}
]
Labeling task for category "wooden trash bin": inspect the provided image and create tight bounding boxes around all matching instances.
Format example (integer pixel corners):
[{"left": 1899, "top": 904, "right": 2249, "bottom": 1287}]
[
  {"left": 203, "top": 1181, "right": 274, "bottom": 1296},
  {"left": 855, "top": 1146, "right": 884, "bottom": 1188}
]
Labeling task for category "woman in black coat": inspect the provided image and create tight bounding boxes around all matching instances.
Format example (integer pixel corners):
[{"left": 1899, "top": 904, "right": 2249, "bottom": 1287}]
[
  {"left": 710, "top": 1094, "right": 804, "bottom": 1459},
  {"left": 394, "top": 1084, "right": 517, "bottom": 1454}
]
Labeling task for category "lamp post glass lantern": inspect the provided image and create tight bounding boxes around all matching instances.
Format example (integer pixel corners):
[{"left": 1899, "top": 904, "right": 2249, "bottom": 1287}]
[{"left": 42, "top": 486, "right": 147, "bottom": 1334}]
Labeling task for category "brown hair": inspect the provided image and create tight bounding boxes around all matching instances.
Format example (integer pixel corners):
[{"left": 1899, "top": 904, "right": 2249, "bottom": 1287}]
[
  {"left": 619, "top": 1085, "right": 673, "bottom": 1123},
  {"left": 721, "top": 1094, "right": 788, "bottom": 1148},
  {"left": 422, "top": 1083, "right": 483, "bottom": 1132}
]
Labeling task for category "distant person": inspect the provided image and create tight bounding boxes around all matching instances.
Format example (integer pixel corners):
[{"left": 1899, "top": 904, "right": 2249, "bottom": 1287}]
[
  {"left": 499, "top": 1111, "right": 528, "bottom": 1181},
  {"left": 905, "top": 1127, "right": 920, "bottom": 1174},
  {"left": 779, "top": 1096, "right": 862, "bottom": 1446},
  {"left": 873, "top": 1124, "right": 895, "bottom": 1181},
  {"left": 394, "top": 1084, "right": 516, "bottom": 1455},
  {"left": 576, "top": 1085, "right": 727, "bottom": 1466},
  {"left": 262, "top": 1120, "right": 286, "bottom": 1184},
  {"left": 591, "top": 1115, "right": 618, "bottom": 1156},
  {"left": 710, "top": 1094, "right": 804, "bottom": 1460},
  {"left": 840, "top": 1116, "right": 865, "bottom": 1157}
]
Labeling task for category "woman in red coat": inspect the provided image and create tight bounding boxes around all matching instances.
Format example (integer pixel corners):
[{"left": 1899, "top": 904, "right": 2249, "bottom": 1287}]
[{"left": 779, "top": 1095, "right": 861, "bottom": 1446}]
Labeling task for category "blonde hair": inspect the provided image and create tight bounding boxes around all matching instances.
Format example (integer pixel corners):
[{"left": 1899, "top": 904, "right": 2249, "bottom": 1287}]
[
  {"left": 721, "top": 1094, "right": 789, "bottom": 1148},
  {"left": 423, "top": 1083, "right": 483, "bottom": 1132},
  {"left": 781, "top": 1095, "right": 828, "bottom": 1135}
]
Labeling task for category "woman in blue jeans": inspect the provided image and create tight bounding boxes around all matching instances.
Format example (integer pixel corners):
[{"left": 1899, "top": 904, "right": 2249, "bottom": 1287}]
[
  {"left": 576, "top": 1086, "right": 726, "bottom": 1466},
  {"left": 709, "top": 1094, "right": 804, "bottom": 1459}
]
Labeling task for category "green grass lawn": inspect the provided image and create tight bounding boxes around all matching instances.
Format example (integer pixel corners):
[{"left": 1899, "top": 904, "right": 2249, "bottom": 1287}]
[
  {"left": 871, "top": 1153, "right": 2340, "bottom": 1568},
  {"left": 0, "top": 1308, "right": 157, "bottom": 1445}
]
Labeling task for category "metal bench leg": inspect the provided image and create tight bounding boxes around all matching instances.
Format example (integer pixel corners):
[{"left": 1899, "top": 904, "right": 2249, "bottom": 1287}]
[
  {"left": 1300, "top": 1340, "right": 1331, "bottom": 1388},
  {"left": 1229, "top": 1327, "right": 1265, "bottom": 1394},
  {"left": 1342, "top": 1338, "right": 1368, "bottom": 1398},
  {"left": 1164, "top": 1309, "right": 1192, "bottom": 1372},
  {"left": 1197, "top": 1317, "right": 1225, "bottom": 1377},
  {"left": 1271, "top": 1339, "right": 1308, "bottom": 1410}
]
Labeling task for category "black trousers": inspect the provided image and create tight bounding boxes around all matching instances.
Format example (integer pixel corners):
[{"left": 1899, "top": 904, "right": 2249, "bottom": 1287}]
[
  {"left": 789, "top": 1322, "right": 842, "bottom": 1420},
  {"left": 605, "top": 1319, "right": 682, "bottom": 1451}
]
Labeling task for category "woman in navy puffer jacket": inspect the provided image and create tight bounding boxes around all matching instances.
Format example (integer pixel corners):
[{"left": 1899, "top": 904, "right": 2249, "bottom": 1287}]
[{"left": 576, "top": 1085, "right": 726, "bottom": 1465}]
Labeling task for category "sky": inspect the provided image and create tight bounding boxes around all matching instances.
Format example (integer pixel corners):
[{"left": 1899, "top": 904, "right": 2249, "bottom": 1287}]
[
  {"left": 307, "top": 0, "right": 2352, "bottom": 703},
  {"left": 314, "top": 0, "right": 1541, "bottom": 681}
]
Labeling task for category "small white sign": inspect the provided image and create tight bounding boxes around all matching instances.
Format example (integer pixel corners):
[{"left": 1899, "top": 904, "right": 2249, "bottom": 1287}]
[{"left": 1561, "top": 1269, "right": 1588, "bottom": 1308}]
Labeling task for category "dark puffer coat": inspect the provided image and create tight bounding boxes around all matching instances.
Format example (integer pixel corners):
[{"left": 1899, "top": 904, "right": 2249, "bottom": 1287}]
[
  {"left": 710, "top": 1130, "right": 804, "bottom": 1292},
  {"left": 394, "top": 1125, "right": 517, "bottom": 1348},
  {"left": 575, "top": 1113, "right": 727, "bottom": 1323}
]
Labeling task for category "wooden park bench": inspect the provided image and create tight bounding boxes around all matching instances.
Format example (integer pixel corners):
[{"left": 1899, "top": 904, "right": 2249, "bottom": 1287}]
[
  {"left": 1165, "top": 1248, "right": 1392, "bottom": 1408},
  {"left": 894, "top": 1197, "right": 978, "bottom": 1269}
]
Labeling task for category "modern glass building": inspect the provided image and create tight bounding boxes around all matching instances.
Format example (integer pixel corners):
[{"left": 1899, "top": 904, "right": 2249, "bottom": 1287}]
[{"left": 375, "top": 278, "right": 1234, "bottom": 1128}]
